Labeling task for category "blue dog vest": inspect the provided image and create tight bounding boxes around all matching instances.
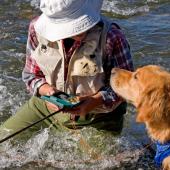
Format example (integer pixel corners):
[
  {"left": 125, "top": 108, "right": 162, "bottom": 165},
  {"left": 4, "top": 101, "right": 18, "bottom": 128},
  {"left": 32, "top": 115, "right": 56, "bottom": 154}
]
[{"left": 155, "top": 141, "right": 170, "bottom": 167}]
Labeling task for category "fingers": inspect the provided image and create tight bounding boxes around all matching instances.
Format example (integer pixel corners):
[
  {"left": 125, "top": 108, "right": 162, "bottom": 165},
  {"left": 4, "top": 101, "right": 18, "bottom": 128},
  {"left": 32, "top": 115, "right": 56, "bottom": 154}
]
[
  {"left": 46, "top": 88, "right": 56, "bottom": 96},
  {"left": 67, "top": 107, "right": 86, "bottom": 117},
  {"left": 77, "top": 94, "right": 95, "bottom": 101},
  {"left": 38, "top": 83, "right": 58, "bottom": 96},
  {"left": 70, "top": 114, "right": 76, "bottom": 120},
  {"left": 77, "top": 95, "right": 89, "bottom": 101}
]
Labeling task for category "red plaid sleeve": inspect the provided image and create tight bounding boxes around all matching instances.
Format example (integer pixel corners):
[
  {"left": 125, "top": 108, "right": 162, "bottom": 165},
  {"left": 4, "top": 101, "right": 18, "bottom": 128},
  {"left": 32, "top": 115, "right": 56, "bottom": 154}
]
[
  {"left": 100, "top": 23, "right": 134, "bottom": 107},
  {"left": 22, "top": 17, "right": 47, "bottom": 95}
]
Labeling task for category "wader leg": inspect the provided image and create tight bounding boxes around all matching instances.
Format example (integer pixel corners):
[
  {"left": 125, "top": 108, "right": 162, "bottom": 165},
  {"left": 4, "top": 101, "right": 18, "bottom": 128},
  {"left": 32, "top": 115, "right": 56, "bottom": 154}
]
[
  {"left": 0, "top": 96, "right": 64, "bottom": 140},
  {"left": 90, "top": 102, "right": 127, "bottom": 134}
]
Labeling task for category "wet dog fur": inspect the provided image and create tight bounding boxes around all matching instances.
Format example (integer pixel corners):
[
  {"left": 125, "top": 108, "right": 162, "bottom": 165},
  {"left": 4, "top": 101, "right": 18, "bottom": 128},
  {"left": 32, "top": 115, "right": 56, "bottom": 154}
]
[{"left": 110, "top": 65, "right": 170, "bottom": 170}]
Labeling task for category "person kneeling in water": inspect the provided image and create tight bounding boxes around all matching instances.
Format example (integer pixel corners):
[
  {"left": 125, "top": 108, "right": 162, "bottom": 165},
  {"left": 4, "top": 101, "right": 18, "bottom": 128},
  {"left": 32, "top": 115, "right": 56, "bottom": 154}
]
[{"left": 0, "top": 0, "right": 133, "bottom": 138}]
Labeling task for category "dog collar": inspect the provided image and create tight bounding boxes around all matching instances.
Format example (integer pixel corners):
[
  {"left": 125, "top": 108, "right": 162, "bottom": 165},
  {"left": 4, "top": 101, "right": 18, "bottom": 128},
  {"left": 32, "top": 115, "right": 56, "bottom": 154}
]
[{"left": 154, "top": 141, "right": 170, "bottom": 167}]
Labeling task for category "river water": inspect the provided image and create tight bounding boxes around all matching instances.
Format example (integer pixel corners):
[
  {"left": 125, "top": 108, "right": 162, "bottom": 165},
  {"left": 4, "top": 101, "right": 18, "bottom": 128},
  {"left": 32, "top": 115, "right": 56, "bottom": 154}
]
[{"left": 0, "top": 0, "right": 170, "bottom": 169}]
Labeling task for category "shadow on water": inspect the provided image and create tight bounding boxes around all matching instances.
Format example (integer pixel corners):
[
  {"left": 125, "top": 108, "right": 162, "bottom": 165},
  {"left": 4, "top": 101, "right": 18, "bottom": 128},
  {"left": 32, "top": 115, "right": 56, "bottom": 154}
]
[{"left": 0, "top": 0, "right": 170, "bottom": 169}]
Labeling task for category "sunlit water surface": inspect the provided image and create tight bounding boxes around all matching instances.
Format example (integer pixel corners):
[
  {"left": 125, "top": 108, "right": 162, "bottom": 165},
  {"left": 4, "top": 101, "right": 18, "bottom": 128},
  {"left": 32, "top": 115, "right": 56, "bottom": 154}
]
[{"left": 0, "top": 0, "right": 170, "bottom": 169}]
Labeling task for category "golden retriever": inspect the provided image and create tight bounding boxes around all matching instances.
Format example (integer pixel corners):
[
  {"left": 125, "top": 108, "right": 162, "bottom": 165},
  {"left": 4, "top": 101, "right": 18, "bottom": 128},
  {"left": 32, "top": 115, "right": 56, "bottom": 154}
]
[{"left": 110, "top": 65, "right": 170, "bottom": 170}]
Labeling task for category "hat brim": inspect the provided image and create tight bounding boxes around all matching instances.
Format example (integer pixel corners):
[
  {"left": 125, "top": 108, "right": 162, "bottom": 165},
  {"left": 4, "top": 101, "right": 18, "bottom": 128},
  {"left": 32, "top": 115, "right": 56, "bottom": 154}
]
[{"left": 34, "top": 0, "right": 102, "bottom": 41}]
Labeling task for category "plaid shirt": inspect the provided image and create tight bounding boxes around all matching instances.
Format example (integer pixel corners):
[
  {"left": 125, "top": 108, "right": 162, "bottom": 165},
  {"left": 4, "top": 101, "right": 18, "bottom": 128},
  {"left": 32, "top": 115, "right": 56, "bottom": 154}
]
[{"left": 22, "top": 17, "right": 134, "bottom": 106}]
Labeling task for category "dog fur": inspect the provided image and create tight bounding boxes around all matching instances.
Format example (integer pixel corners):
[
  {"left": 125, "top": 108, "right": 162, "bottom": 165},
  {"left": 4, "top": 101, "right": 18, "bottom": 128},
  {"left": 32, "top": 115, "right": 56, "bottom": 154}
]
[{"left": 110, "top": 65, "right": 170, "bottom": 170}]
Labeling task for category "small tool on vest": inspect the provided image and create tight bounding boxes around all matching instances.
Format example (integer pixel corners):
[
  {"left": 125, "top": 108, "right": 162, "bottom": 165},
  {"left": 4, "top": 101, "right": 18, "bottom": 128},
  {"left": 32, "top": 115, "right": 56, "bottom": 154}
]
[{"left": 41, "top": 91, "right": 81, "bottom": 109}]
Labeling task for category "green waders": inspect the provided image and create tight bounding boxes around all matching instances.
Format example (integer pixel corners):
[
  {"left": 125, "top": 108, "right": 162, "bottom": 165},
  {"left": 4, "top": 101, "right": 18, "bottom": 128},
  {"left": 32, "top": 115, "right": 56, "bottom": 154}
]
[{"left": 0, "top": 96, "right": 127, "bottom": 139}]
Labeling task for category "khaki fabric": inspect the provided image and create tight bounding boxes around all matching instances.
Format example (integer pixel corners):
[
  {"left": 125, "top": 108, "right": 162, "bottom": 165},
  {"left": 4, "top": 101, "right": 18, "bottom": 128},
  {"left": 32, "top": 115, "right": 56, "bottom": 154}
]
[{"left": 32, "top": 17, "right": 116, "bottom": 113}]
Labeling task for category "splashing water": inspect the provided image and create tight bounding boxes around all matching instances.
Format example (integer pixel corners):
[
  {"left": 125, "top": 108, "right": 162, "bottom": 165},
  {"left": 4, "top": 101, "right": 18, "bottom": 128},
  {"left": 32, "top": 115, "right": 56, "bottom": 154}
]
[
  {"left": 1, "top": 0, "right": 169, "bottom": 169},
  {"left": 0, "top": 124, "right": 157, "bottom": 169},
  {"left": 102, "top": 0, "right": 150, "bottom": 16},
  {"left": 28, "top": 0, "right": 164, "bottom": 17}
]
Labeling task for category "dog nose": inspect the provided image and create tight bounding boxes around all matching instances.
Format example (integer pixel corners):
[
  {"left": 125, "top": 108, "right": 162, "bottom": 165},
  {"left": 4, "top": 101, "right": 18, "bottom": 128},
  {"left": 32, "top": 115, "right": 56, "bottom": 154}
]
[{"left": 111, "top": 68, "right": 118, "bottom": 75}]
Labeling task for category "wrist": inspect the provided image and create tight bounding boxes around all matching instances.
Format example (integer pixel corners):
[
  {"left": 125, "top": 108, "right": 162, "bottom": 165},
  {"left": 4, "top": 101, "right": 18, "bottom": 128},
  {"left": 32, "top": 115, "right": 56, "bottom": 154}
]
[
  {"left": 37, "top": 83, "right": 48, "bottom": 96},
  {"left": 92, "top": 92, "right": 104, "bottom": 106}
]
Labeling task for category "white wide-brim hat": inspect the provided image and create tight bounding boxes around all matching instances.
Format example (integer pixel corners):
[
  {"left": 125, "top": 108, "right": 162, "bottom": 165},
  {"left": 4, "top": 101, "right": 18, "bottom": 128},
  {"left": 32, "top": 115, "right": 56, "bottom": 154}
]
[{"left": 35, "top": 0, "right": 103, "bottom": 42}]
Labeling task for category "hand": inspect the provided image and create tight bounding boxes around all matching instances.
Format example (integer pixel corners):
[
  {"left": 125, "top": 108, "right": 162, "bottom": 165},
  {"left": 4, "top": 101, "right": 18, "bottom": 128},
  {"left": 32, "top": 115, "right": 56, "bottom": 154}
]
[
  {"left": 66, "top": 92, "right": 103, "bottom": 118},
  {"left": 38, "top": 83, "right": 58, "bottom": 96},
  {"left": 38, "top": 83, "right": 60, "bottom": 112}
]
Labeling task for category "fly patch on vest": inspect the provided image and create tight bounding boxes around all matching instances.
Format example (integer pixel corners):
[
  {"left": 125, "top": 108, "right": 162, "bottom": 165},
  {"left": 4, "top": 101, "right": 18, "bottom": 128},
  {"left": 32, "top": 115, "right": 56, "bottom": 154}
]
[
  {"left": 71, "top": 55, "right": 102, "bottom": 76},
  {"left": 70, "top": 25, "right": 104, "bottom": 77}
]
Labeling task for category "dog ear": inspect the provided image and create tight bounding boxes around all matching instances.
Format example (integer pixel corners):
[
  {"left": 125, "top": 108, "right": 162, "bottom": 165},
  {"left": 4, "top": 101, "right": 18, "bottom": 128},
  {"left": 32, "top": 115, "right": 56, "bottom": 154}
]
[
  {"left": 136, "top": 83, "right": 170, "bottom": 124},
  {"left": 164, "top": 83, "right": 170, "bottom": 119},
  {"left": 136, "top": 87, "right": 157, "bottom": 123}
]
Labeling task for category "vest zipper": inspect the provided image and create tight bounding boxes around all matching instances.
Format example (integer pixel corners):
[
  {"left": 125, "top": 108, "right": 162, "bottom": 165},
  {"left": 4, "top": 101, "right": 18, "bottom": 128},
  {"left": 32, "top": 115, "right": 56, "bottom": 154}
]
[
  {"left": 63, "top": 41, "right": 79, "bottom": 94},
  {"left": 65, "top": 48, "right": 78, "bottom": 91},
  {"left": 62, "top": 43, "right": 67, "bottom": 93}
]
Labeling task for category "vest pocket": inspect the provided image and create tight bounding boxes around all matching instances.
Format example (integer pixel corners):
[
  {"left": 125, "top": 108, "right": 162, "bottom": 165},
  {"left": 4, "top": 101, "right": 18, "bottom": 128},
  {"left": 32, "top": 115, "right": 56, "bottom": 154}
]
[
  {"left": 32, "top": 43, "right": 63, "bottom": 86},
  {"left": 72, "top": 73, "right": 105, "bottom": 96}
]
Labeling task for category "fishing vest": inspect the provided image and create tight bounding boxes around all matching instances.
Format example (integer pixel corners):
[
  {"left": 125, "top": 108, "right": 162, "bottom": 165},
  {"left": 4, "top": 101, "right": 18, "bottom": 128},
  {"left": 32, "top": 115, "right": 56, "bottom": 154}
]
[{"left": 32, "top": 16, "right": 117, "bottom": 114}]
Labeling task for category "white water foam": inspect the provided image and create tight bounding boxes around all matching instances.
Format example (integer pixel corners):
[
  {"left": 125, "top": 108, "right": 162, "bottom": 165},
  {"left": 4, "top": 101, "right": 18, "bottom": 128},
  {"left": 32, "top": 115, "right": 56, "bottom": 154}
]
[
  {"left": 29, "top": 0, "right": 40, "bottom": 9},
  {"left": 0, "top": 126, "right": 155, "bottom": 169},
  {"left": 0, "top": 77, "right": 27, "bottom": 117},
  {"left": 29, "top": 0, "right": 161, "bottom": 16},
  {"left": 1, "top": 50, "right": 25, "bottom": 62},
  {"left": 28, "top": 0, "right": 151, "bottom": 16},
  {"left": 102, "top": 0, "right": 150, "bottom": 16},
  {"left": 0, "top": 81, "right": 10, "bottom": 112}
]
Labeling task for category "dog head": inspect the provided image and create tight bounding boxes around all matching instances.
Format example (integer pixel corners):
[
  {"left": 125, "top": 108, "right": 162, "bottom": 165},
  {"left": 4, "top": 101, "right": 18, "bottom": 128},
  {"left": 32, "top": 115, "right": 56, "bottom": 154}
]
[{"left": 110, "top": 65, "right": 170, "bottom": 125}]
